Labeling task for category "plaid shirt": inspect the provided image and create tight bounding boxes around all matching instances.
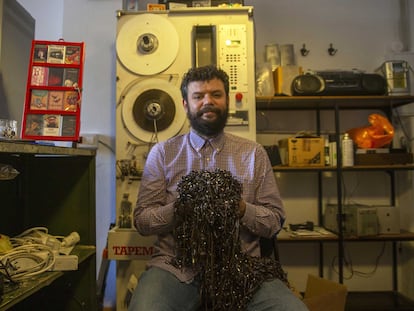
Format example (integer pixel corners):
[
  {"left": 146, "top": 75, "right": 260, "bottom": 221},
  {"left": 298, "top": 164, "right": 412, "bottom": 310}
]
[{"left": 134, "top": 129, "right": 285, "bottom": 283}]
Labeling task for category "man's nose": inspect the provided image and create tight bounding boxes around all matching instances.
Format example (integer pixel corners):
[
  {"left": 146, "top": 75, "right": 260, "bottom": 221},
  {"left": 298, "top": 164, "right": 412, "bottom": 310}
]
[{"left": 202, "top": 93, "right": 213, "bottom": 105}]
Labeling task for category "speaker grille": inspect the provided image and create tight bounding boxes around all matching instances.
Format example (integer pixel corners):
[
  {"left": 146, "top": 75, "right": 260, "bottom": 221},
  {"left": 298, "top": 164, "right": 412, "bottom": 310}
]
[
  {"left": 361, "top": 74, "right": 387, "bottom": 94},
  {"left": 292, "top": 74, "right": 324, "bottom": 95}
]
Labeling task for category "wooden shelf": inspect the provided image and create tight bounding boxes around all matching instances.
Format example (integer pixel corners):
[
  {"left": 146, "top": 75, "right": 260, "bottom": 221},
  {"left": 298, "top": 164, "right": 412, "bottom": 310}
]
[
  {"left": 0, "top": 140, "right": 95, "bottom": 156},
  {"left": 0, "top": 245, "right": 96, "bottom": 311}
]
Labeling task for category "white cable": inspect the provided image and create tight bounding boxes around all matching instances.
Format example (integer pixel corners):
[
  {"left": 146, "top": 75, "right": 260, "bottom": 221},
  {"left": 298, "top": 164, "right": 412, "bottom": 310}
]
[
  {"left": 0, "top": 227, "right": 80, "bottom": 281},
  {"left": 15, "top": 226, "right": 49, "bottom": 238},
  {"left": 0, "top": 243, "right": 56, "bottom": 281}
]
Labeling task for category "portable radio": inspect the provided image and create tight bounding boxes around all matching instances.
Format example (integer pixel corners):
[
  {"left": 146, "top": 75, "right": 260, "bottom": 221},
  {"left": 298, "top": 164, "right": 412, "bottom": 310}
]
[{"left": 377, "top": 60, "right": 410, "bottom": 95}]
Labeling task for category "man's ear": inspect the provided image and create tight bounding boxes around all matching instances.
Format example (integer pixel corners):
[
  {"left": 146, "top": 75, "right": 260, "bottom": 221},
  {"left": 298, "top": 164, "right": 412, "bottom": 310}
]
[{"left": 182, "top": 99, "right": 188, "bottom": 112}]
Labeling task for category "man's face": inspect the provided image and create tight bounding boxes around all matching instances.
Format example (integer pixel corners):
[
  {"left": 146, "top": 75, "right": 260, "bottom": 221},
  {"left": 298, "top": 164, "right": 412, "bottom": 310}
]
[{"left": 183, "top": 78, "right": 229, "bottom": 137}]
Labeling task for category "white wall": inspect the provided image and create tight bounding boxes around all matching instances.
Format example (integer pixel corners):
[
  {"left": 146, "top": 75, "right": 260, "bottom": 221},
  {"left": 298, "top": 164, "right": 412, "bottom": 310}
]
[
  {"left": 17, "top": 0, "right": 119, "bottom": 305},
  {"left": 17, "top": 0, "right": 414, "bottom": 306},
  {"left": 18, "top": 0, "right": 63, "bottom": 39},
  {"left": 249, "top": 0, "right": 402, "bottom": 71}
]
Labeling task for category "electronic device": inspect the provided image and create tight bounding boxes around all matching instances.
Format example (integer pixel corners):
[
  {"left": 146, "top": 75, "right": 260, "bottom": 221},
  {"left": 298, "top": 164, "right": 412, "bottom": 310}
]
[
  {"left": 376, "top": 206, "right": 400, "bottom": 234},
  {"left": 324, "top": 204, "right": 379, "bottom": 236},
  {"left": 291, "top": 71, "right": 387, "bottom": 96},
  {"left": 289, "top": 221, "right": 314, "bottom": 231},
  {"left": 115, "top": 7, "right": 256, "bottom": 218},
  {"left": 116, "top": 8, "right": 256, "bottom": 180},
  {"left": 376, "top": 60, "right": 410, "bottom": 95},
  {"left": 114, "top": 9, "right": 256, "bottom": 311}
]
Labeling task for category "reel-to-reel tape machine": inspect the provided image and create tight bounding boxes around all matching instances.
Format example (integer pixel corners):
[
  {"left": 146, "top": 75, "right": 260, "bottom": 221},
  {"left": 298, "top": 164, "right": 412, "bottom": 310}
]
[
  {"left": 113, "top": 7, "right": 256, "bottom": 310},
  {"left": 116, "top": 13, "right": 187, "bottom": 182},
  {"left": 115, "top": 7, "right": 256, "bottom": 229}
]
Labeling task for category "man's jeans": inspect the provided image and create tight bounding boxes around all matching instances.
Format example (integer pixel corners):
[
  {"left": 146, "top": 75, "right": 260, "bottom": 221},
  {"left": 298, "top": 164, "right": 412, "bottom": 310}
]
[{"left": 128, "top": 267, "right": 309, "bottom": 311}]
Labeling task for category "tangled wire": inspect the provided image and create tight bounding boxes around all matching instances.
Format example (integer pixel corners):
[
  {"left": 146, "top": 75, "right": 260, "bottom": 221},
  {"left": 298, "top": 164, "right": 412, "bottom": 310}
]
[{"left": 172, "top": 169, "right": 289, "bottom": 310}]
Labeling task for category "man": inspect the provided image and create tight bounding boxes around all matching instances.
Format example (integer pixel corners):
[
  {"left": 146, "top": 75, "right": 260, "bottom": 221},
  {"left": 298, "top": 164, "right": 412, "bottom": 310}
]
[{"left": 129, "top": 65, "right": 308, "bottom": 311}]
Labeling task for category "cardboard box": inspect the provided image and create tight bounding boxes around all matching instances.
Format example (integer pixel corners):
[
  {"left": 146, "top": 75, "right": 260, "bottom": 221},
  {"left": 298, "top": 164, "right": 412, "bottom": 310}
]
[
  {"left": 279, "top": 137, "right": 325, "bottom": 166},
  {"left": 302, "top": 274, "right": 348, "bottom": 311},
  {"left": 107, "top": 227, "right": 156, "bottom": 260}
]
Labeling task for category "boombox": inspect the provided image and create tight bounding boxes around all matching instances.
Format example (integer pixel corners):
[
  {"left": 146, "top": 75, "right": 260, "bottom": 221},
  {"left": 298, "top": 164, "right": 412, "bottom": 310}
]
[{"left": 291, "top": 71, "right": 387, "bottom": 96}]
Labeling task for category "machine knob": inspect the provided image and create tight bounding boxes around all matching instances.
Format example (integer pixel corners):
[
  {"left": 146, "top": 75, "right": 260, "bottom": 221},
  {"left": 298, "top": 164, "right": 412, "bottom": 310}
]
[{"left": 235, "top": 92, "right": 243, "bottom": 102}]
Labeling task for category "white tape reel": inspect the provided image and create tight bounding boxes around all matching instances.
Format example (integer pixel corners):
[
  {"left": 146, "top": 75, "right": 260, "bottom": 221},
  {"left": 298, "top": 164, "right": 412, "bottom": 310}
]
[
  {"left": 121, "top": 78, "right": 185, "bottom": 143},
  {"left": 116, "top": 14, "right": 179, "bottom": 75}
]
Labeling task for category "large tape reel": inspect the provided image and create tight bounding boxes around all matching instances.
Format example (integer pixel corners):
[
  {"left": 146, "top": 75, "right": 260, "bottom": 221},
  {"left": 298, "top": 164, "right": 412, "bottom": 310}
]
[
  {"left": 121, "top": 78, "right": 185, "bottom": 142},
  {"left": 116, "top": 14, "right": 179, "bottom": 75}
]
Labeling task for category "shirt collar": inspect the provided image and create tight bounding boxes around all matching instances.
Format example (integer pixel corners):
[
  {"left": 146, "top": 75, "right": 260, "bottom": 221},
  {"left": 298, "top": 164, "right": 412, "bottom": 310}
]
[{"left": 189, "top": 129, "right": 225, "bottom": 152}]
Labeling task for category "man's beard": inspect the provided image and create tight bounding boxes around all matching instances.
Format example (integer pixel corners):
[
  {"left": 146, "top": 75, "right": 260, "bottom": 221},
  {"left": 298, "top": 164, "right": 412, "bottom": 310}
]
[{"left": 187, "top": 105, "right": 228, "bottom": 137}]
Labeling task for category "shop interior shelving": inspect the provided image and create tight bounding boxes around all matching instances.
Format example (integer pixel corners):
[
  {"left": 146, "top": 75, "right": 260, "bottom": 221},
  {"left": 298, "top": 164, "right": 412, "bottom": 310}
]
[
  {"left": 256, "top": 95, "right": 414, "bottom": 311},
  {"left": 0, "top": 140, "right": 97, "bottom": 311}
]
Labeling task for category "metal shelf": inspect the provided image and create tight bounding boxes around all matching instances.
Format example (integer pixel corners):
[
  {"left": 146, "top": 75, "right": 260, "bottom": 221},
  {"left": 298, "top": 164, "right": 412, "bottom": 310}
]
[
  {"left": 346, "top": 291, "right": 414, "bottom": 311},
  {"left": 258, "top": 95, "right": 414, "bottom": 290},
  {"left": 272, "top": 164, "right": 414, "bottom": 172},
  {"left": 256, "top": 95, "right": 414, "bottom": 110},
  {"left": 278, "top": 229, "right": 414, "bottom": 242}
]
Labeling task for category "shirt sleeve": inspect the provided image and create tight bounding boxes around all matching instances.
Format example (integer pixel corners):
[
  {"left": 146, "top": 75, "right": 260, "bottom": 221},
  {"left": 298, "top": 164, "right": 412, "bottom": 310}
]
[
  {"left": 133, "top": 142, "right": 176, "bottom": 236},
  {"left": 240, "top": 144, "right": 286, "bottom": 239}
]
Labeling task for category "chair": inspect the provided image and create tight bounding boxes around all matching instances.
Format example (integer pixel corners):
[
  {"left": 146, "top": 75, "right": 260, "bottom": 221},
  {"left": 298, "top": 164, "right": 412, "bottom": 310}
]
[{"left": 259, "top": 235, "right": 280, "bottom": 261}]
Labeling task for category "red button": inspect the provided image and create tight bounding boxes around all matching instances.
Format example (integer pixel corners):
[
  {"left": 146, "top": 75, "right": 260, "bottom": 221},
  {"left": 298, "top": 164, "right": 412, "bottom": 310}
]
[{"left": 235, "top": 93, "right": 243, "bottom": 102}]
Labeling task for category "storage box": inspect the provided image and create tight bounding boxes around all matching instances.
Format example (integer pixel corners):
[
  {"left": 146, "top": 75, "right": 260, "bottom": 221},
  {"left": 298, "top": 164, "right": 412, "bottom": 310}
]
[
  {"left": 107, "top": 227, "right": 156, "bottom": 260},
  {"left": 355, "top": 152, "right": 413, "bottom": 165},
  {"left": 279, "top": 137, "right": 325, "bottom": 166},
  {"left": 302, "top": 274, "right": 348, "bottom": 311}
]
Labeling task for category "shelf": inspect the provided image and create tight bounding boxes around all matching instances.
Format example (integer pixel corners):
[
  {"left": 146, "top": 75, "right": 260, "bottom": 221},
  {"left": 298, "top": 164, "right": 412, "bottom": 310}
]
[
  {"left": 272, "top": 164, "right": 414, "bottom": 172},
  {"left": 278, "top": 229, "right": 414, "bottom": 242},
  {"left": 0, "top": 245, "right": 96, "bottom": 311},
  {"left": 256, "top": 95, "right": 414, "bottom": 110},
  {"left": 257, "top": 93, "right": 414, "bottom": 296},
  {"left": 22, "top": 40, "right": 85, "bottom": 142},
  {"left": 346, "top": 291, "right": 414, "bottom": 311},
  {"left": 0, "top": 140, "right": 95, "bottom": 157}
]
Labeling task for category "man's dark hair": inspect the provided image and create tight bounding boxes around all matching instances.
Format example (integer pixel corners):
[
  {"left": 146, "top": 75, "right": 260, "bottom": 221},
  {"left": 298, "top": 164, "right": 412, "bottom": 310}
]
[{"left": 180, "top": 65, "right": 230, "bottom": 100}]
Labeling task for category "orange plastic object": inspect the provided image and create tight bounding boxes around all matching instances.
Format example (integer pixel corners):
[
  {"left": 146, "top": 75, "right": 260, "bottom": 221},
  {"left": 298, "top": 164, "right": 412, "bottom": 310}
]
[{"left": 347, "top": 113, "right": 394, "bottom": 149}]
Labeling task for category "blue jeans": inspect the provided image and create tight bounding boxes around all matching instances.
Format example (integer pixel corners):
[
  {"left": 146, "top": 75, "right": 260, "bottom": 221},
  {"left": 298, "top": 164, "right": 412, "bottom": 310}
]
[{"left": 128, "top": 267, "right": 309, "bottom": 311}]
